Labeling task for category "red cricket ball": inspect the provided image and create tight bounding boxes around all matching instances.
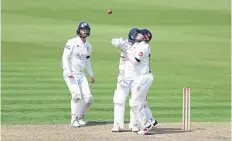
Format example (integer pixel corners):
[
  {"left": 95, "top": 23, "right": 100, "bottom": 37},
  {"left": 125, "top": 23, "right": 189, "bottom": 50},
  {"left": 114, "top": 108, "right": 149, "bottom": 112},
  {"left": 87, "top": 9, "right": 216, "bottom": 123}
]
[{"left": 108, "top": 9, "right": 112, "bottom": 14}]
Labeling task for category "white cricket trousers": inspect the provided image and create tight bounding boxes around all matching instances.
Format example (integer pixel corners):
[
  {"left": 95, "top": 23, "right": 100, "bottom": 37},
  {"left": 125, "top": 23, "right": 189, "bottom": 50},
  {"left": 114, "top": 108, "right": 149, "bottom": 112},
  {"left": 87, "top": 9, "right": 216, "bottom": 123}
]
[
  {"left": 129, "top": 73, "right": 154, "bottom": 128},
  {"left": 63, "top": 74, "right": 93, "bottom": 121}
]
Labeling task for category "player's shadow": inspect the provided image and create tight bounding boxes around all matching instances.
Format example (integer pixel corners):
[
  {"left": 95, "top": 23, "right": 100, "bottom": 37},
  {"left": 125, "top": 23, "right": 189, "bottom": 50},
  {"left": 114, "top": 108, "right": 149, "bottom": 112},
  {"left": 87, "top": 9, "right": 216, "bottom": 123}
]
[
  {"left": 147, "top": 127, "right": 188, "bottom": 135},
  {"left": 86, "top": 122, "right": 195, "bottom": 135},
  {"left": 87, "top": 121, "right": 114, "bottom": 127}
]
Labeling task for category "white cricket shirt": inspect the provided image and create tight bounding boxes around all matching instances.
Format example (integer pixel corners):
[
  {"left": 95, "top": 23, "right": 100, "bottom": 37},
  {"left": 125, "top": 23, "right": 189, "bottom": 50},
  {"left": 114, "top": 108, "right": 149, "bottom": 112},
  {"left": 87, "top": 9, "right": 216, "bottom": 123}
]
[{"left": 62, "top": 36, "right": 94, "bottom": 78}]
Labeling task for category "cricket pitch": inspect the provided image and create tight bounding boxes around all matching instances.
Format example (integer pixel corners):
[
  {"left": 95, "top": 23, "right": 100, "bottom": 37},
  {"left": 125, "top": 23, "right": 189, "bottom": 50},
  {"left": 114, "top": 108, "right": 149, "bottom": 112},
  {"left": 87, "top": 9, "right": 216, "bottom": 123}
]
[{"left": 1, "top": 122, "right": 231, "bottom": 141}]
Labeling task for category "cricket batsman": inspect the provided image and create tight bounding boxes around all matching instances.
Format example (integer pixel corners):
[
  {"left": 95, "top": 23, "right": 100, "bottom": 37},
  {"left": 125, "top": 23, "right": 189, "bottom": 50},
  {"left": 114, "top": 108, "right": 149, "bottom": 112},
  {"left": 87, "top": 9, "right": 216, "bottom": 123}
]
[
  {"left": 61, "top": 22, "right": 95, "bottom": 127},
  {"left": 111, "top": 29, "right": 159, "bottom": 135},
  {"left": 112, "top": 28, "right": 141, "bottom": 132}
]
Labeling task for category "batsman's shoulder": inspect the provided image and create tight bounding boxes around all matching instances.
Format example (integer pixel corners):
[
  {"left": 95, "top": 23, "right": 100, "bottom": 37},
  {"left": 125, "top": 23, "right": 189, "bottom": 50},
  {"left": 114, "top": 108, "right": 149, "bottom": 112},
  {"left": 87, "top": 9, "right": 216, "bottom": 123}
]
[
  {"left": 142, "top": 43, "right": 150, "bottom": 50},
  {"left": 89, "top": 42, "right": 92, "bottom": 48},
  {"left": 66, "top": 37, "right": 76, "bottom": 44},
  {"left": 84, "top": 38, "right": 91, "bottom": 46},
  {"left": 64, "top": 38, "right": 75, "bottom": 49},
  {"left": 71, "top": 37, "right": 79, "bottom": 42},
  {"left": 137, "top": 43, "right": 147, "bottom": 50}
]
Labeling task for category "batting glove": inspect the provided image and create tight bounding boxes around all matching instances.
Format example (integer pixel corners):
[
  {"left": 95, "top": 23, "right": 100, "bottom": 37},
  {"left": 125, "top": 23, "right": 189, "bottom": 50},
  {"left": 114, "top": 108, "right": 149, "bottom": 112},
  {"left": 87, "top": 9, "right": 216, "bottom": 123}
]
[
  {"left": 111, "top": 38, "right": 129, "bottom": 52},
  {"left": 111, "top": 38, "right": 123, "bottom": 48},
  {"left": 118, "top": 40, "right": 129, "bottom": 52},
  {"left": 117, "top": 74, "right": 124, "bottom": 82}
]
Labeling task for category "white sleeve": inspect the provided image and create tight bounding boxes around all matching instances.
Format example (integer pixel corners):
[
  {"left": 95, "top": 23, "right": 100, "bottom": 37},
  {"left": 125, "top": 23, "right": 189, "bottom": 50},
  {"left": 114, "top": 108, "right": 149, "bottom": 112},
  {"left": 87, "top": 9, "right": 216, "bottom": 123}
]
[
  {"left": 86, "top": 59, "right": 94, "bottom": 77},
  {"left": 119, "top": 57, "right": 125, "bottom": 75},
  {"left": 62, "top": 40, "right": 73, "bottom": 74},
  {"left": 86, "top": 45, "right": 94, "bottom": 77},
  {"left": 134, "top": 45, "right": 147, "bottom": 60},
  {"left": 126, "top": 54, "right": 139, "bottom": 65},
  {"left": 125, "top": 45, "right": 146, "bottom": 65}
]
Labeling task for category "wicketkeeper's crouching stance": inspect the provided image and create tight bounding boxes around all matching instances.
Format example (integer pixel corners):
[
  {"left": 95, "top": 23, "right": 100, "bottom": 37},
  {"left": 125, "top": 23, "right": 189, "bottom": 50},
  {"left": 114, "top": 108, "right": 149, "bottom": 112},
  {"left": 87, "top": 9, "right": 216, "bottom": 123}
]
[
  {"left": 61, "top": 22, "right": 95, "bottom": 127},
  {"left": 111, "top": 29, "right": 159, "bottom": 135}
]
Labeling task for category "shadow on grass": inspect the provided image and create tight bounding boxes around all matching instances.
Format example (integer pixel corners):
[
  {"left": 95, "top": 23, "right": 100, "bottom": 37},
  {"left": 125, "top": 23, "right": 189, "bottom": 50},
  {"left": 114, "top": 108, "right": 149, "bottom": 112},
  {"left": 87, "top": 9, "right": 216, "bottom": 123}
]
[
  {"left": 85, "top": 121, "right": 199, "bottom": 135},
  {"left": 147, "top": 127, "right": 191, "bottom": 135},
  {"left": 87, "top": 121, "right": 114, "bottom": 126}
]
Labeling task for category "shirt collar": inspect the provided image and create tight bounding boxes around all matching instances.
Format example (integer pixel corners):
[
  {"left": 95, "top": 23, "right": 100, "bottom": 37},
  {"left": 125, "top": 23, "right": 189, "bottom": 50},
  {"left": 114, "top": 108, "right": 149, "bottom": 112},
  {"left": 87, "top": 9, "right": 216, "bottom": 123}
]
[{"left": 76, "top": 36, "right": 88, "bottom": 45}]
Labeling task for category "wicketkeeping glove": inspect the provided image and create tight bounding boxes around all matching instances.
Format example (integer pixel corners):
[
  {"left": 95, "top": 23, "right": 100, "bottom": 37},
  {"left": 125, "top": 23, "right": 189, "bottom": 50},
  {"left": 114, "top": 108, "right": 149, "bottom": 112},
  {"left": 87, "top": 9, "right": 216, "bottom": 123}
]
[
  {"left": 111, "top": 38, "right": 129, "bottom": 52},
  {"left": 111, "top": 38, "right": 123, "bottom": 47}
]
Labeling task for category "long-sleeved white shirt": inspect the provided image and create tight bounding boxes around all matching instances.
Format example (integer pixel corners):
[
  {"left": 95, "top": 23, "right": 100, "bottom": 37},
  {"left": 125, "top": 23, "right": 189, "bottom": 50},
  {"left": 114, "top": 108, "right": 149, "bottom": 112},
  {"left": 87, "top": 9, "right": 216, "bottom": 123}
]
[
  {"left": 118, "top": 39, "right": 133, "bottom": 76},
  {"left": 123, "top": 41, "right": 151, "bottom": 79},
  {"left": 62, "top": 36, "right": 94, "bottom": 78}
]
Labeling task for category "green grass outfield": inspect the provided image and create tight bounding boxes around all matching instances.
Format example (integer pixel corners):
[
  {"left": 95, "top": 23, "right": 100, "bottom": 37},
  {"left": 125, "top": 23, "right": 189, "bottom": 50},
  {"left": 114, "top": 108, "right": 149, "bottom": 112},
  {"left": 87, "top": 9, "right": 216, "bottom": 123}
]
[{"left": 1, "top": 0, "right": 231, "bottom": 124}]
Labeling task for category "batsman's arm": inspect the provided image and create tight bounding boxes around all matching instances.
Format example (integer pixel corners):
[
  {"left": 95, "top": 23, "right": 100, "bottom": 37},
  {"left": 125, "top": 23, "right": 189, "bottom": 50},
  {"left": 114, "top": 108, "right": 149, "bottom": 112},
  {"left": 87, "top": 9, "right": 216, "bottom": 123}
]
[
  {"left": 123, "top": 44, "right": 147, "bottom": 65},
  {"left": 62, "top": 40, "right": 73, "bottom": 74},
  {"left": 126, "top": 54, "right": 139, "bottom": 65},
  {"left": 119, "top": 55, "right": 125, "bottom": 76},
  {"left": 122, "top": 50, "right": 140, "bottom": 65},
  {"left": 86, "top": 58, "right": 94, "bottom": 77}
]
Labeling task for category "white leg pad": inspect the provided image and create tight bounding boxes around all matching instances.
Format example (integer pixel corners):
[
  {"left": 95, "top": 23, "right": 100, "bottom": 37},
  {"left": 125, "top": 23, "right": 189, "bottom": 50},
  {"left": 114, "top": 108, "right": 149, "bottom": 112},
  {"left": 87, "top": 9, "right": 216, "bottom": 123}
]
[
  {"left": 114, "top": 103, "right": 125, "bottom": 129},
  {"left": 75, "top": 76, "right": 93, "bottom": 120},
  {"left": 129, "top": 106, "right": 138, "bottom": 128},
  {"left": 71, "top": 100, "right": 78, "bottom": 122},
  {"left": 75, "top": 97, "right": 92, "bottom": 120},
  {"left": 75, "top": 98, "right": 85, "bottom": 120},
  {"left": 146, "top": 106, "right": 156, "bottom": 123},
  {"left": 129, "top": 99, "right": 151, "bottom": 128},
  {"left": 64, "top": 76, "right": 82, "bottom": 122},
  {"left": 112, "top": 80, "right": 129, "bottom": 129}
]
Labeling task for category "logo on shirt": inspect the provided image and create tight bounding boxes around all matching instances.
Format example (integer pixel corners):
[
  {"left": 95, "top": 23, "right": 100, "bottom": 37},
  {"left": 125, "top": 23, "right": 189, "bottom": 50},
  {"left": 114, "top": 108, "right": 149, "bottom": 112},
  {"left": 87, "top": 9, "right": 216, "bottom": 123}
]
[
  {"left": 76, "top": 54, "right": 87, "bottom": 60},
  {"left": 138, "top": 52, "right": 143, "bottom": 56}
]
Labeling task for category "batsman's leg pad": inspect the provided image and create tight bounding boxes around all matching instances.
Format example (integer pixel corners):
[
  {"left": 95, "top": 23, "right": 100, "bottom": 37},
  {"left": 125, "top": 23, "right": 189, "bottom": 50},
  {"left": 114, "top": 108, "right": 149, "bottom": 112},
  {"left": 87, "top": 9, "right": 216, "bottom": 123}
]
[
  {"left": 113, "top": 86, "right": 129, "bottom": 129},
  {"left": 119, "top": 78, "right": 131, "bottom": 88},
  {"left": 75, "top": 96, "right": 93, "bottom": 120},
  {"left": 64, "top": 76, "right": 82, "bottom": 120},
  {"left": 129, "top": 99, "right": 151, "bottom": 128},
  {"left": 114, "top": 77, "right": 130, "bottom": 103},
  {"left": 64, "top": 76, "right": 81, "bottom": 99},
  {"left": 75, "top": 98, "right": 86, "bottom": 120},
  {"left": 71, "top": 99, "right": 78, "bottom": 117},
  {"left": 146, "top": 106, "right": 156, "bottom": 123},
  {"left": 75, "top": 76, "right": 93, "bottom": 119},
  {"left": 84, "top": 97, "right": 93, "bottom": 109},
  {"left": 113, "top": 89, "right": 126, "bottom": 129},
  {"left": 129, "top": 106, "right": 139, "bottom": 128},
  {"left": 114, "top": 103, "right": 125, "bottom": 129},
  {"left": 80, "top": 76, "right": 92, "bottom": 98},
  {"left": 72, "top": 94, "right": 82, "bottom": 102},
  {"left": 113, "top": 89, "right": 127, "bottom": 104}
]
